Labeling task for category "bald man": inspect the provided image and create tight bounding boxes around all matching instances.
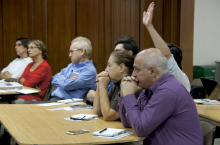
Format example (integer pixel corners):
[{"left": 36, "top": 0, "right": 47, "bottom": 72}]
[{"left": 118, "top": 48, "right": 203, "bottom": 145}]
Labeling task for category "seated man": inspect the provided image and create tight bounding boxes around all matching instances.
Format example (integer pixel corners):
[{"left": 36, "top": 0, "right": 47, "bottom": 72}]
[
  {"left": 50, "top": 36, "right": 97, "bottom": 102},
  {"left": 118, "top": 48, "right": 203, "bottom": 145},
  {"left": 118, "top": 3, "right": 203, "bottom": 145},
  {"left": 86, "top": 36, "right": 139, "bottom": 103}
]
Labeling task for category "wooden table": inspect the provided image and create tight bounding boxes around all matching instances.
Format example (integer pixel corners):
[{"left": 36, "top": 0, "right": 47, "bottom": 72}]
[
  {"left": 196, "top": 103, "right": 220, "bottom": 127},
  {"left": 0, "top": 86, "right": 40, "bottom": 95},
  {"left": 0, "top": 86, "right": 41, "bottom": 103},
  {"left": 0, "top": 104, "right": 145, "bottom": 145}
]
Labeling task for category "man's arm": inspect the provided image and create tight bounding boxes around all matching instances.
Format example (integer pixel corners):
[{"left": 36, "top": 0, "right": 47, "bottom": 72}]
[
  {"left": 122, "top": 89, "right": 176, "bottom": 137},
  {"left": 86, "top": 90, "right": 96, "bottom": 103},
  {"left": 118, "top": 96, "right": 131, "bottom": 128},
  {"left": 143, "top": 2, "right": 171, "bottom": 59}
]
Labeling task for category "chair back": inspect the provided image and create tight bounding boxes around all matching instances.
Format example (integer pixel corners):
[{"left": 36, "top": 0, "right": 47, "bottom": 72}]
[
  {"left": 200, "top": 120, "right": 216, "bottom": 145},
  {"left": 43, "top": 81, "right": 52, "bottom": 101}
]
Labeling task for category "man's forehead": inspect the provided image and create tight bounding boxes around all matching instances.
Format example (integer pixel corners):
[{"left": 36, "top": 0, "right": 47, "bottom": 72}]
[{"left": 70, "top": 42, "right": 78, "bottom": 50}]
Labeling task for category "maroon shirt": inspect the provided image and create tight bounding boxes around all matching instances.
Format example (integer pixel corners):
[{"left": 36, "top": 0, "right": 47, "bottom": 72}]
[{"left": 118, "top": 73, "right": 203, "bottom": 145}]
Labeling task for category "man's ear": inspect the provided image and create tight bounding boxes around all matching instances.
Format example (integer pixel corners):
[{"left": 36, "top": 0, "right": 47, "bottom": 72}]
[
  {"left": 119, "top": 63, "right": 126, "bottom": 72},
  {"left": 149, "top": 66, "right": 157, "bottom": 77},
  {"left": 128, "top": 50, "right": 133, "bottom": 55},
  {"left": 81, "top": 48, "right": 86, "bottom": 56}
]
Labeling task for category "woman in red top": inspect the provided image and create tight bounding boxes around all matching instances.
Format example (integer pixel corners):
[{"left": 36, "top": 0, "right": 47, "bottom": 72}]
[{"left": 15, "top": 40, "right": 52, "bottom": 103}]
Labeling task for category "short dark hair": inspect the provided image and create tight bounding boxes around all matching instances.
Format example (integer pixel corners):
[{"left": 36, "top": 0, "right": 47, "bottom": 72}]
[
  {"left": 16, "top": 38, "right": 30, "bottom": 49},
  {"left": 28, "top": 40, "right": 47, "bottom": 60},
  {"left": 167, "top": 43, "right": 182, "bottom": 70},
  {"left": 114, "top": 36, "right": 139, "bottom": 56},
  {"left": 110, "top": 50, "right": 134, "bottom": 75}
]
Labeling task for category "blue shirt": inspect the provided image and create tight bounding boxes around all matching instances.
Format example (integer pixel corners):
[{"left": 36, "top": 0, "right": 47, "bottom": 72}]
[
  {"left": 118, "top": 73, "right": 203, "bottom": 145},
  {"left": 51, "top": 60, "right": 97, "bottom": 99},
  {"left": 91, "top": 81, "right": 114, "bottom": 91}
]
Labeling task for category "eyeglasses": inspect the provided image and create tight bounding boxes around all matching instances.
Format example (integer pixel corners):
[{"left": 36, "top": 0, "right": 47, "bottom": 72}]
[
  {"left": 69, "top": 48, "right": 82, "bottom": 53},
  {"left": 28, "top": 46, "right": 38, "bottom": 50},
  {"left": 15, "top": 44, "right": 23, "bottom": 48}
]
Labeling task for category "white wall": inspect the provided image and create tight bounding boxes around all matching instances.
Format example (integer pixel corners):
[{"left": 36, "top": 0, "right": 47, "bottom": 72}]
[{"left": 194, "top": 0, "right": 220, "bottom": 83}]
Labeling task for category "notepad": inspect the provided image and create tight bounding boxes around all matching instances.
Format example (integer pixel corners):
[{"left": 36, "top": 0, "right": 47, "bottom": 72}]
[
  {"left": 194, "top": 100, "right": 220, "bottom": 105},
  {"left": 70, "top": 114, "right": 98, "bottom": 120},
  {"left": 0, "top": 82, "right": 23, "bottom": 90},
  {"left": 92, "top": 128, "right": 126, "bottom": 137},
  {"left": 57, "top": 98, "right": 83, "bottom": 103}
]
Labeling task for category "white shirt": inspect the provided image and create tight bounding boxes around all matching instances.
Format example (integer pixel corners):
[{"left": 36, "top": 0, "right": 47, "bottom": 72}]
[
  {"left": 167, "top": 54, "right": 191, "bottom": 92},
  {"left": 1, "top": 57, "right": 33, "bottom": 79}
]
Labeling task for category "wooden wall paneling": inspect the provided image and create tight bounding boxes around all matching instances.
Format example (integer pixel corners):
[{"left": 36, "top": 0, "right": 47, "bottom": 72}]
[
  {"left": 77, "top": 0, "right": 88, "bottom": 37},
  {"left": 59, "top": 0, "right": 72, "bottom": 73},
  {"left": 120, "top": 0, "right": 126, "bottom": 37},
  {"left": 170, "top": 0, "right": 180, "bottom": 46},
  {"left": 125, "top": 0, "right": 131, "bottom": 36},
  {"left": 0, "top": 0, "right": 3, "bottom": 69},
  {"left": 87, "top": 0, "right": 94, "bottom": 60},
  {"left": 139, "top": 0, "right": 153, "bottom": 50},
  {"left": 32, "top": 0, "right": 46, "bottom": 41},
  {"left": 104, "top": 0, "right": 113, "bottom": 69},
  {"left": 52, "top": 0, "right": 61, "bottom": 74},
  {"left": 22, "top": 0, "right": 29, "bottom": 38},
  {"left": 92, "top": 0, "right": 99, "bottom": 71},
  {"left": 15, "top": 0, "right": 23, "bottom": 38},
  {"left": 70, "top": 0, "right": 76, "bottom": 48},
  {"left": 130, "top": 0, "right": 139, "bottom": 47},
  {"left": 180, "top": 0, "right": 194, "bottom": 82},
  {"left": 28, "top": 0, "right": 34, "bottom": 39},
  {"left": 97, "top": 0, "right": 105, "bottom": 73},
  {"left": 162, "top": 0, "right": 172, "bottom": 43},
  {"left": 113, "top": 0, "right": 121, "bottom": 44},
  {"left": 46, "top": 0, "right": 54, "bottom": 74}
]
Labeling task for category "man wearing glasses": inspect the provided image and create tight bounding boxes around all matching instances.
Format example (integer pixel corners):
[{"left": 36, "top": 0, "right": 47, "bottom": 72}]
[{"left": 49, "top": 36, "right": 97, "bottom": 102}]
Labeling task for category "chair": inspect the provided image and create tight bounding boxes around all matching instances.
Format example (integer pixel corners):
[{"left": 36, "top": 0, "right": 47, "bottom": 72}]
[
  {"left": 43, "top": 81, "right": 52, "bottom": 101},
  {"left": 200, "top": 120, "right": 216, "bottom": 145}
]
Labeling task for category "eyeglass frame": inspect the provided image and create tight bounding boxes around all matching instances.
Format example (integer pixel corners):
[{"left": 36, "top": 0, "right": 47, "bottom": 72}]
[
  {"left": 69, "top": 48, "right": 82, "bottom": 54},
  {"left": 15, "top": 44, "right": 23, "bottom": 48},
  {"left": 28, "top": 46, "right": 38, "bottom": 50}
]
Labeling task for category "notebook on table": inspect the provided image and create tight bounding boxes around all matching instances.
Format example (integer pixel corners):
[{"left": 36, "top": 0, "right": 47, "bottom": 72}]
[
  {"left": 92, "top": 128, "right": 126, "bottom": 137},
  {"left": 0, "top": 82, "right": 23, "bottom": 90},
  {"left": 200, "top": 77, "right": 220, "bottom": 100}
]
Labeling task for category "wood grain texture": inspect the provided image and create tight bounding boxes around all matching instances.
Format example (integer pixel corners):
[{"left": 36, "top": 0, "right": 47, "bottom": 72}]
[
  {"left": 0, "top": 104, "right": 145, "bottom": 144},
  {"left": 0, "top": 0, "right": 194, "bottom": 79}
]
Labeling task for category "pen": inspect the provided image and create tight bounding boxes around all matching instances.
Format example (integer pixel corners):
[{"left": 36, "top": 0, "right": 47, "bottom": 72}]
[
  {"left": 94, "top": 80, "right": 99, "bottom": 83},
  {"left": 99, "top": 128, "right": 107, "bottom": 133}
]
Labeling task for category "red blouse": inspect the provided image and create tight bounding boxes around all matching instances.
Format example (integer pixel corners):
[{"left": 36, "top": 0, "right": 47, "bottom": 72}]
[{"left": 18, "top": 60, "right": 52, "bottom": 101}]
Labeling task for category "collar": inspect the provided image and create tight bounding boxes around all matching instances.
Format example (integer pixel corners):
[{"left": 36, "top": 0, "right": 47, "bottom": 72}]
[
  {"left": 114, "top": 79, "right": 122, "bottom": 88},
  {"left": 72, "top": 59, "right": 93, "bottom": 68},
  {"left": 149, "top": 73, "right": 170, "bottom": 93}
]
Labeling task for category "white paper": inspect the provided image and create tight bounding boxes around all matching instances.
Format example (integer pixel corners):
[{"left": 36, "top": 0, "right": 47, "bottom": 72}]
[
  {"left": 194, "top": 100, "right": 220, "bottom": 105},
  {"left": 17, "top": 89, "right": 40, "bottom": 94},
  {"left": 0, "top": 79, "right": 5, "bottom": 83},
  {"left": 70, "top": 114, "right": 98, "bottom": 120},
  {"left": 57, "top": 98, "right": 83, "bottom": 103},
  {"left": 64, "top": 117, "right": 98, "bottom": 122},
  {"left": 68, "top": 102, "right": 85, "bottom": 105},
  {"left": 97, "top": 132, "right": 133, "bottom": 139},
  {"left": 47, "top": 107, "right": 70, "bottom": 111},
  {"left": 36, "top": 103, "right": 64, "bottom": 106},
  {"left": 0, "top": 90, "right": 7, "bottom": 92}
]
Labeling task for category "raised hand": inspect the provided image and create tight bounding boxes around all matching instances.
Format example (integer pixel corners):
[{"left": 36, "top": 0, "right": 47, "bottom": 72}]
[{"left": 143, "top": 2, "right": 155, "bottom": 27}]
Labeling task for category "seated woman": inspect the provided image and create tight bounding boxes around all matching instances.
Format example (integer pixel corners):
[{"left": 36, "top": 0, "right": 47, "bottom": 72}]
[
  {"left": 0, "top": 38, "right": 33, "bottom": 80},
  {"left": 14, "top": 40, "right": 52, "bottom": 104},
  {"left": 93, "top": 50, "right": 135, "bottom": 121}
]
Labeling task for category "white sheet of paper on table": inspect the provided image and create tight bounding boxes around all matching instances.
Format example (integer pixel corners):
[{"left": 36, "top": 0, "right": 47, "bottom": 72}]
[{"left": 36, "top": 103, "right": 65, "bottom": 107}]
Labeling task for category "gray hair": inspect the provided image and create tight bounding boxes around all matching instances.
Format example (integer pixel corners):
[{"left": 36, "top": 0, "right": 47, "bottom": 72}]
[
  {"left": 140, "top": 49, "right": 168, "bottom": 75},
  {"left": 71, "top": 36, "right": 92, "bottom": 59}
]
